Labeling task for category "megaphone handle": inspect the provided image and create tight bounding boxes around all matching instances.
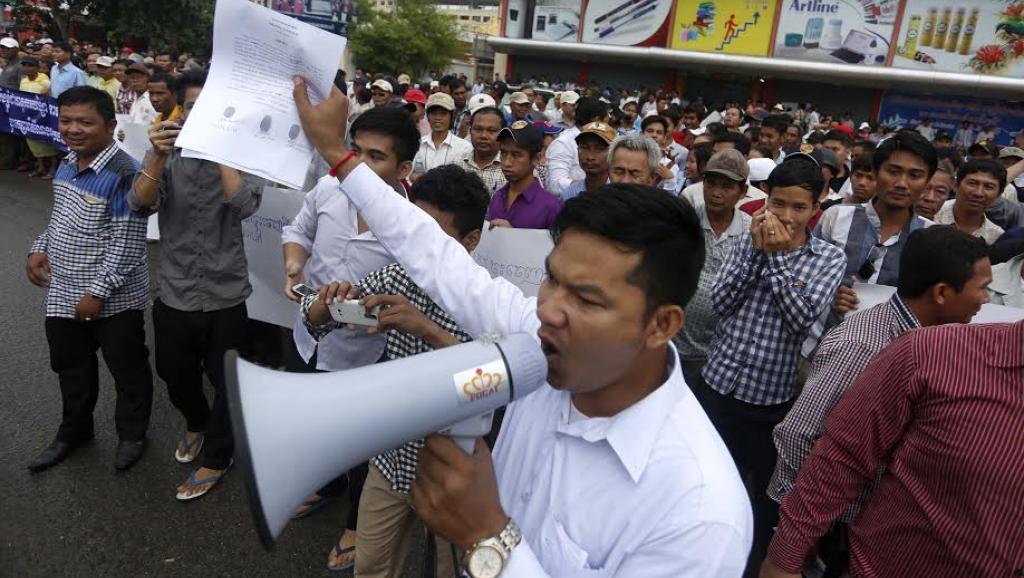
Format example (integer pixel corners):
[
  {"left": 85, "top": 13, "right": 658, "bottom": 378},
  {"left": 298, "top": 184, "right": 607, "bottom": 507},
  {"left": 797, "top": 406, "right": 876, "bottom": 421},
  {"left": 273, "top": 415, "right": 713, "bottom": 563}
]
[{"left": 441, "top": 411, "right": 495, "bottom": 454}]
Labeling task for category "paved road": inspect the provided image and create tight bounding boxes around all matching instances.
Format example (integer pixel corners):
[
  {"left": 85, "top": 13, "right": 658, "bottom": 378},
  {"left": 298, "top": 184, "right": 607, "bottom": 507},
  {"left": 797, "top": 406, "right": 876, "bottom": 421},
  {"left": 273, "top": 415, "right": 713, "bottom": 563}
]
[{"left": 0, "top": 170, "right": 425, "bottom": 577}]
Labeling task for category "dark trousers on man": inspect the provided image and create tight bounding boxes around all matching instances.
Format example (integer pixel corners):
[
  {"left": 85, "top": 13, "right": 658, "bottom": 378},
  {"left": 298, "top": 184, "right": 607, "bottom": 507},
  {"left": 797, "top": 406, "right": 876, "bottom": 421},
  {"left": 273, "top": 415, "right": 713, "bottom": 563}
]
[
  {"left": 44, "top": 310, "right": 153, "bottom": 443},
  {"left": 153, "top": 299, "right": 247, "bottom": 470},
  {"left": 691, "top": 372, "right": 793, "bottom": 578}
]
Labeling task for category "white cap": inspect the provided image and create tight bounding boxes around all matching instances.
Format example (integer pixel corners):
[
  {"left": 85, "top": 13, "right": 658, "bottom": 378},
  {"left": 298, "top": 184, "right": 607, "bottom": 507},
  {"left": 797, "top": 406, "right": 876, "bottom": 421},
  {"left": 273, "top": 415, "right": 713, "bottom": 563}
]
[
  {"left": 467, "top": 93, "right": 496, "bottom": 114},
  {"left": 859, "top": 121, "right": 871, "bottom": 130},
  {"left": 371, "top": 79, "right": 393, "bottom": 93},
  {"left": 747, "top": 158, "right": 777, "bottom": 182},
  {"left": 0, "top": 38, "right": 19, "bottom": 49},
  {"left": 429, "top": 80, "right": 440, "bottom": 89},
  {"left": 38, "top": 38, "right": 53, "bottom": 45},
  {"left": 560, "top": 91, "right": 580, "bottom": 105},
  {"left": 96, "top": 56, "right": 115, "bottom": 67}
]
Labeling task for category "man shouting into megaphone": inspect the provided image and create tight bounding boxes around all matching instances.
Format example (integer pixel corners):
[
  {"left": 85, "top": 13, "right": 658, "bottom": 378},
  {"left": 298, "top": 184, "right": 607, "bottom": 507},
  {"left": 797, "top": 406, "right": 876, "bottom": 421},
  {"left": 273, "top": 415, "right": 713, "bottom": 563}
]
[{"left": 291, "top": 78, "right": 752, "bottom": 578}]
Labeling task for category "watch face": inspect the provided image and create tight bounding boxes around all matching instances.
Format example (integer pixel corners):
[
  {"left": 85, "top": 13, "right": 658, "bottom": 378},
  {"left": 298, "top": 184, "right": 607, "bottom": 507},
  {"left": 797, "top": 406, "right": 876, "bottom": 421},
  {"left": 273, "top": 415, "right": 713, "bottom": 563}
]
[{"left": 468, "top": 545, "right": 504, "bottom": 578}]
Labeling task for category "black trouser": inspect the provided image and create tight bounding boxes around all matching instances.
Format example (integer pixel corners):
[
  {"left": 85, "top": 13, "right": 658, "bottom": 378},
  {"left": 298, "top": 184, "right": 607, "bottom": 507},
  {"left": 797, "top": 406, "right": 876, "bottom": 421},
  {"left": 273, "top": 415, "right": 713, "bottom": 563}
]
[
  {"left": 0, "top": 133, "right": 26, "bottom": 169},
  {"left": 691, "top": 373, "right": 793, "bottom": 578},
  {"left": 44, "top": 310, "right": 153, "bottom": 443},
  {"left": 286, "top": 338, "right": 367, "bottom": 531},
  {"left": 153, "top": 299, "right": 247, "bottom": 470}
]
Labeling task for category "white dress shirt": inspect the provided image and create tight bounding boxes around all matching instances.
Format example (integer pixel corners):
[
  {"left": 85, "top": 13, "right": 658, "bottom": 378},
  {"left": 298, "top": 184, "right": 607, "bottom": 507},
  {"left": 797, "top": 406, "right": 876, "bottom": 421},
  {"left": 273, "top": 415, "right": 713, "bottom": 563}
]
[
  {"left": 335, "top": 162, "right": 753, "bottom": 577},
  {"left": 412, "top": 132, "right": 472, "bottom": 175},
  {"left": 545, "top": 126, "right": 585, "bottom": 196},
  {"left": 280, "top": 175, "right": 396, "bottom": 370}
]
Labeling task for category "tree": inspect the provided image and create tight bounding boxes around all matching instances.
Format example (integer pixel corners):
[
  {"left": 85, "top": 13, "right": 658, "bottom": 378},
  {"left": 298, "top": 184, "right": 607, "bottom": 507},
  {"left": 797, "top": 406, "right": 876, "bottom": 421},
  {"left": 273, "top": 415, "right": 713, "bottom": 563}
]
[{"left": 348, "top": 0, "right": 461, "bottom": 76}]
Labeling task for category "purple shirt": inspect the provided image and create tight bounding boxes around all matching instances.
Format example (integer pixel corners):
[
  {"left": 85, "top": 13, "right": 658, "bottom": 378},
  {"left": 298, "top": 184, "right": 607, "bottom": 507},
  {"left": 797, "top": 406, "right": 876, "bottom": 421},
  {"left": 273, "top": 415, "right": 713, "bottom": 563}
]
[{"left": 486, "top": 178, "right": 562, "bottom": 230}]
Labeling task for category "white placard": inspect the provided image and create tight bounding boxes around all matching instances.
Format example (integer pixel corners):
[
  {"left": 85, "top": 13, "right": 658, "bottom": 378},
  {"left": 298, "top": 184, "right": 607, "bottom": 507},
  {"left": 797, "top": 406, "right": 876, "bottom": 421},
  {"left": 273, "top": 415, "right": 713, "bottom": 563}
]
[
  {"left": 176, "top": 0, "right": 346, "bottom": 189},
  {"left": 242, "top": 186, "right": 305, "bottom": 327},
  {"left": 471, "top": 225, "right": 554, "bottom": 298},
  {"left": 115, "top": 114, "right": 152, "bottom": 162},
  {"left": 853, "top": 283, "right": 1024, "bottom": 324}
]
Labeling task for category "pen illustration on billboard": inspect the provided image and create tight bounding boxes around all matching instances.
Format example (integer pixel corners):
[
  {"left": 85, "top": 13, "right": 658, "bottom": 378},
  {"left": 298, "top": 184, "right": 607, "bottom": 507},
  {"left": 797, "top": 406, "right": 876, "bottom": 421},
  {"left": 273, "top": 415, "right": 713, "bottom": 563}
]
[
  {"left": 892, "top": 0, "right": 1024, "bottom": 76},
  {"left": 772, "top": 0, "right": 898, "bottom": 66},
  {"left": 670, "top": 0, "right": 779, "bottom": 56},
  {"left": 270, "top": 0, "right": 356, "bottom": 35},
  {"left": 580, "top": 0, "right": 674, "bottom": 46}
]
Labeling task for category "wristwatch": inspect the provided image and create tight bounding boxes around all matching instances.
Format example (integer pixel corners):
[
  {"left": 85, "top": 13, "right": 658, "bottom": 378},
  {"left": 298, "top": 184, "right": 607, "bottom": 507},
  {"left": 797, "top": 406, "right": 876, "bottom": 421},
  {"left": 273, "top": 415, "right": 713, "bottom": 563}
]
[{"left": 464, "top": 518, "right": 522, "bottom": 578}]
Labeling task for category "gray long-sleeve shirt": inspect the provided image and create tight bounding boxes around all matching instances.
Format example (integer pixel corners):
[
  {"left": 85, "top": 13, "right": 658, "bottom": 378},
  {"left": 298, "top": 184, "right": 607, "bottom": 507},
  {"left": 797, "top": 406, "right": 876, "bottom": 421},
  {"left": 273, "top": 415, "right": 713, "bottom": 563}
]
[{"left": 130, "top": 151, "right": 263, "bottom": 312}]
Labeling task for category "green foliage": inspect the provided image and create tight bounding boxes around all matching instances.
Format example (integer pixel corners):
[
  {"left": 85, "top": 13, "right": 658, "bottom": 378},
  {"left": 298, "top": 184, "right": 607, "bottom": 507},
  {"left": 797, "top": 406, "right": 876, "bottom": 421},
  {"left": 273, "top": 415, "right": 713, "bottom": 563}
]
[
  {"left": 349, "top": 0, "right": 462, "bottom": 75},
  {"left": 41, "top": 0, "right": 214, "bottom": 53}
]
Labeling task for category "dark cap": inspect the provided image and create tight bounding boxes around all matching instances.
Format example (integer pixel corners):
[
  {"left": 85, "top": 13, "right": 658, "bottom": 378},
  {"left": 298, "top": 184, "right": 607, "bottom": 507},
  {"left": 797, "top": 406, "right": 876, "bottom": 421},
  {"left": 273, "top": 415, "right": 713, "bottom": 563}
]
[
  {"left": 968, "top": 140, "right": 998, "bottom": 157},
  {"left": 809, "top": 147, "right": 840, "bottom": 173},
  {"left": 704, "top": 149, "right": 749, "bottom": 182},
  {"left": 498, "top": 119, "right": 544, "bottom": 152},
  {"left": 20, "top": 56, "right": 39, "bottom": 67},
  {"left": 125, "top": 62, "right": 149, "bottom": 75}
]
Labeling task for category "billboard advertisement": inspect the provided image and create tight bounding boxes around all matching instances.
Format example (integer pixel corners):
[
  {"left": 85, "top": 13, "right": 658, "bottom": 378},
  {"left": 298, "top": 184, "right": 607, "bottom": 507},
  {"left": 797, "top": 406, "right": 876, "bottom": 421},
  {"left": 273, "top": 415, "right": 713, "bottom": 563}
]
[
  {"left": 532, "top": 0, "right": 584, "bottom": 42},
  {"left": 772, "top": 0, "right": 899, "bottom": 66},
  {"left": 581, "top": 0, "right": 674, "bottom": 46},
  {"left": 670, "top": 0, "right": 778, "bottom": 56},
  {"left": 892, "top": 0, "right": 1024, "bottom": 76},
  {"left": 878, "top": 91, "right": 1024, "bottom": 146}
]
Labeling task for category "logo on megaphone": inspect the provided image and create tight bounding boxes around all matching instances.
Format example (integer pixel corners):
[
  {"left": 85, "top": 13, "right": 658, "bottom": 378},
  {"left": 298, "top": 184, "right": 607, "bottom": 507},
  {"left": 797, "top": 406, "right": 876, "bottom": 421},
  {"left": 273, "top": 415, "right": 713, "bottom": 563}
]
[{"left": 456, "top": 361, "right": 507, "bottom": 405}]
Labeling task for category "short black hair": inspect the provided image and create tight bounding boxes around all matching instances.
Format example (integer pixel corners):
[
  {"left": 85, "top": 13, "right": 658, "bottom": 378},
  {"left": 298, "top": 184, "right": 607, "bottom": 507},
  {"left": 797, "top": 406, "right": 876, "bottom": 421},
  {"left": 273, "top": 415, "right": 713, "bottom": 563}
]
[
  {"left": 640, "top": 115, "right": 670, "bottom": 133},
  {"left": 766, "top": 154, "right": 824, "bottom": 203},
  {"left": 690, "top": 142, "right": 714, "bottom": 174},
  {"left": 350, "top": 107, "right": 421, "bottom": 163},
  {"left": 661, "top": 105, "right": 682, "bottom": 125},
  {"left": 470, "top": 106, "right": 506, "bottom": 127},
  {"left": 873, "top": 130, "right": 938, "bottom": 177},
  {"left": 554, "top": 184, "right": 704, "bottom": 315},
  {"left": 761, "top": 115, "right": 789, "bottom": 135},
  {"left": 714, "top": 131, "right": 751, "bottom": 156},
  {"left": 682, "top": 104, "right": 704, "bottom": 120},
  {"left": 957, "top": 158, "right": 1007, "bottom": 192},
  {"left": 822, "top": 129, "right": 852, "bottom": 147},
  {"left": 176, "top": 69, "right": 206, "bottom": 103},
  {"left": 58, "top": 86, "right": 115, "bottom": 122},
  {"left": 898, "top": 226, "right": 988, "bottom": 298},
  {"left": 704, "top": 122, "right": 727, "bottom": 137},
  {"left": 412, "top": 165, "right": 490, "bottom": 237},
  {"left": 54, "top": 41, "right": 73, "bottom": 53},
  {"left": 752, "top": 144, "right": 774, "bottom": 159},
  {"left": 850, "top": 154, "right": 874, "bottom": 174},
  {"left": 574, "top": 97, "right": 608, "bottom": 128},
  {"left": 148, "top": 70, "right": 178, "bottom": 92},
  {"left": 806, "top": 132, "right": 825, "bottom": 145}
]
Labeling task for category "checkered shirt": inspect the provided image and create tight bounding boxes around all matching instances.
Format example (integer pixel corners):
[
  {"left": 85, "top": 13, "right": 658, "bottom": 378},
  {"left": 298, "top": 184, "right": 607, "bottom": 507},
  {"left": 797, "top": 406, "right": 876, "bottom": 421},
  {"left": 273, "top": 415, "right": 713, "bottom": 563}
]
[
  {"left": 456, "top": 150, "right": 506, "bottom": 196},
  {"left": 703, "top": 232, "right": 846, "bottom": 406},
  {"left": 30, "top": 142, "right": 148, "bottom": 319},
  {"left": 768, "top": 294, "right": 920, "bottom": 521},
  {"left": 302, "top": 263, "right": 470, "bottom": 494}
]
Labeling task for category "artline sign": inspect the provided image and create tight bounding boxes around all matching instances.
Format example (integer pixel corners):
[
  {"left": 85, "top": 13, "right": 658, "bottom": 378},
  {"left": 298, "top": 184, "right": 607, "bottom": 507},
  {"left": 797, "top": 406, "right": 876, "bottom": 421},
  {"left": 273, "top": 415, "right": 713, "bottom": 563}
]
[{"left": 772, "top": 0, "right": 898, "bottom": 66}]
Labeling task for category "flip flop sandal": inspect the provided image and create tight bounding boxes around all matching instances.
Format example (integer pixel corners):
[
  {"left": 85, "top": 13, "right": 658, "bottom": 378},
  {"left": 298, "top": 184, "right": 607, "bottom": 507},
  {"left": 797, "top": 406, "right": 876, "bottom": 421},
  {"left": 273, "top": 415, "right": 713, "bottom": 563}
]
[
  {"left": 291, "top": 493, "right": 334, "bottom": 520},
  {"left": 175, "top": 461, "right": 232, "bottom": 502},
  {"left": 174, "top": 433, "right": 205, "bottom": 464},
  {"left": 326, "top": 543, "right": 356, "bottom": 574}
]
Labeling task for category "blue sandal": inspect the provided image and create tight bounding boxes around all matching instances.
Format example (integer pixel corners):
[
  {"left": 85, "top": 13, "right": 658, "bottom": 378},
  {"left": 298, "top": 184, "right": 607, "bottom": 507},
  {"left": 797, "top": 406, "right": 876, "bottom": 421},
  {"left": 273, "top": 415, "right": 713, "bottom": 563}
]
[
  {"left": 175, "top": 462, "right": 231, "bottom": 502},
  {"left": 174, "top": 432, "right": 205, "bottom": 464},
  {"left": 326, "top": 541, "right": 355, "bottom": 574}
]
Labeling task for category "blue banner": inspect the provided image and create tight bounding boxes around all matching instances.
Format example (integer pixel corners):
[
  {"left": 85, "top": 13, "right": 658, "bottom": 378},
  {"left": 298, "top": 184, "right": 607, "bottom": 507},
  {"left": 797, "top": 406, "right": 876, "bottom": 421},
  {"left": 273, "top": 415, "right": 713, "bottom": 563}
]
[
  {"left": 878, "top": 91, "right": 1024, "bottom": 147},
  {"left": 0, "top": 86, "right": 67, "bottom": 152}
]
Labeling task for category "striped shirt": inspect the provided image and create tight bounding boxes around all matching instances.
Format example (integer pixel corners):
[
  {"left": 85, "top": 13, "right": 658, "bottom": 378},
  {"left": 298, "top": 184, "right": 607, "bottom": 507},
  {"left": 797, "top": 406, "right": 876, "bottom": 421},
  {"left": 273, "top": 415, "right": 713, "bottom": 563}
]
[
  {"left": 30, "top": 142, "right": 148, "bottom": 319},
  {"left": 768, "top": 294, "right": 920, "bottom": 520},
  {"left": 703, "top": 232, "right": 846, "bottom": 406},
  {"left": 768, "top": 321, "right": 1024, "bottom": 577}
]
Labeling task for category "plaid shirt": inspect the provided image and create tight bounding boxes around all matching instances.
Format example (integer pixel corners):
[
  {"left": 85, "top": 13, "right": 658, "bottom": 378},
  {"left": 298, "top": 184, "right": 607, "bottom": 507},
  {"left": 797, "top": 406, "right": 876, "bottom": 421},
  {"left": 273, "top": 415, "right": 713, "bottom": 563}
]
[
  {"left": 301, "top": 263, "right": 470, "bottom": 494},
  {"left": 768, "top": 294, "right": 920, "bottom": 521},
  {"left": 703, "top": 232, "right": 846, "bottom": 406},
  {"left": 30, "top": 142, "right": 148, "bottom": 319},
  {"left": 456, "top": 150, "right": 506, "bottom": 195}
]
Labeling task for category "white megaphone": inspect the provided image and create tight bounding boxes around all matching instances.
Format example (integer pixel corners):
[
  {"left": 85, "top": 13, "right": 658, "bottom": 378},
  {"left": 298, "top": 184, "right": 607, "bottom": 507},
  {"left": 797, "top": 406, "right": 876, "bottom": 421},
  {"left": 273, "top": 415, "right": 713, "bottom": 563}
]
[{"left": 224, "top": 333, "right": 547, "bottom": 548}]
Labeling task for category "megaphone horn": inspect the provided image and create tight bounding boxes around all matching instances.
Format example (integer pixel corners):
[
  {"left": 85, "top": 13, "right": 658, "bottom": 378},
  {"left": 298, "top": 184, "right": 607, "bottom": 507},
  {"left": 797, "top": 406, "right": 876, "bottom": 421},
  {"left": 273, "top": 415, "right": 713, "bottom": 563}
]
[{"left": 224, "top": 333, "right": 547, "bottom": 548}]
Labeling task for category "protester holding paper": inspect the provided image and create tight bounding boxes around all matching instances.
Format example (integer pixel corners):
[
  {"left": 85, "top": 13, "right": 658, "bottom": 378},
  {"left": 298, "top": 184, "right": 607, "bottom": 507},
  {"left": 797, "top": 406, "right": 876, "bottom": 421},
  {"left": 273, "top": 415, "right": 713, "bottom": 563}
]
[{"left": 130, "top": 70, "right": 263, "bottom": 501}]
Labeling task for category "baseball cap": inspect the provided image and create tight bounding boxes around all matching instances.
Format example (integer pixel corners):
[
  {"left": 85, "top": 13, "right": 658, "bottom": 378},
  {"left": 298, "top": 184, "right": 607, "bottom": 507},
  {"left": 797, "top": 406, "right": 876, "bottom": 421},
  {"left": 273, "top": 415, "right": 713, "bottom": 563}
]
[
  {"left": 704, "top": 149, "right": 750, "bottom": 182},
  {"left": 498, "top": 119, "right": 544, "bottom": 152},
  {"left": 748, "top": 108, "right": 769, "bottom": 122},
  {"left": 773, "top": 103, "right": 785, "bottom": 112},
  {"left": 831, "top": 124, "right": 856, "bottom": 140},
  {"left": 533, "top": 120, "right": 563, "bottom": 137},
  {"left": 747, "top": 157, "right": 777, "bottom": 182},
  {"left": 575, "top": 121, "right": 616, "bottom": 146},
  {"left": 508, "top": 91, "right": 530, "bottom": 105},
  {"left": 467, "top": 93, "right": 496, "bottom": 114},
  {"left": 38, "top": 38, "right": 53, "bottom": 45},
  {"left": 426, "top": 92, "right": 455, "bottom": 112},
  {"left": 809, "top": 147, "right": 840, "bottom": 173},
  {"left": 403, "top": 88, "right": 427, "bottom": 108},
  {"left": 397, "top": 73, "right": 411, "bottom": 86},
  {"left": 858, "top": 122, "right": 871, "bottom": 131},
  {"left": 96, "top": 56, "right": 115, "bottom": 68},
  {"left": 999, "top": 146, "right": 1024, "bottom": 160},
  {"left": 20, "top": 56, "right": 39, "bottom": 67},
  {"left": 125, "top": 62, "right": 149, "bottom": 75},
  {"left": 0, "top": 37, "right": 19, "bottom": 49},
  {"left": 371, "top": 79, "right": 393, "bottom": 93},
  {"left": 968, "top": 140, "right": 998, "bottom": 157},
  {"left": 560, "top": 91, "right": 580, "bottom": 105}
]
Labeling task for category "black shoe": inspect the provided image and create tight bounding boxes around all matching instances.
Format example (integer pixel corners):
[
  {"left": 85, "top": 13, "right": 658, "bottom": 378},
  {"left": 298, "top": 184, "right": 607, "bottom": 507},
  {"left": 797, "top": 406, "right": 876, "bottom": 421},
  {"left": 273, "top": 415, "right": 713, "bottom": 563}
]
[
  {"left": 28, "top": 439, "right": 80, "bottom": 472},
  {"left": 115, "top": 439, "right": 146, "bottom": 471}
]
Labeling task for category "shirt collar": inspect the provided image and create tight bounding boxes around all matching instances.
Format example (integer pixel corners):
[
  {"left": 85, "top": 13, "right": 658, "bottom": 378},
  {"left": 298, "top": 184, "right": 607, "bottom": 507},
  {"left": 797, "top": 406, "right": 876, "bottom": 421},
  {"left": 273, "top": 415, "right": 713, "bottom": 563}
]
[
  {"left": 699, "top": 206, "right": 747, "bottom": 238},
  {"left": 555, "top": 344, "right": 686, "bottom": 483},
  {"left": 464, "top": 151, "right": 500, "bottom": 169},
  {"left": 422, "top": 132, "right": 454, "bottom": 150},
  {"left": 887, "top": 293, "right": 922, "bottom": 334},
  {"left": 64, "top": 141, "right": 120, "bottom": 174}
]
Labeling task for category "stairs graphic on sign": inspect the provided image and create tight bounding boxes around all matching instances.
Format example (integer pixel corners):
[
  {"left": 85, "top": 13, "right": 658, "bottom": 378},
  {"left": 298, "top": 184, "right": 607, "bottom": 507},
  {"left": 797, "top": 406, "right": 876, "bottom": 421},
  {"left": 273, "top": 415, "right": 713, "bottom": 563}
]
[{"left": 716, "top": 11, "right": 760, "bottom": 51}]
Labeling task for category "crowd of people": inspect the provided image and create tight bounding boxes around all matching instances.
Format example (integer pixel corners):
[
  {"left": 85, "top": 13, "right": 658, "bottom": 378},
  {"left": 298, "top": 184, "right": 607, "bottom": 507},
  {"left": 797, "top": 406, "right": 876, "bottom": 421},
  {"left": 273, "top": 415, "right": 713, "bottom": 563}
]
[{"left": 19, "top": 37, "right": 1024, "bottom": 578}]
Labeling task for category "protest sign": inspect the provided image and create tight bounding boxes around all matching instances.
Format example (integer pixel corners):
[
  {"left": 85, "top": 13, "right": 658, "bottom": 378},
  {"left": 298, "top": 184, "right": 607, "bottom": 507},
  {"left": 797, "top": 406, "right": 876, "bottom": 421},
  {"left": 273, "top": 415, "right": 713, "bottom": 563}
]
[
  {"left": 853, "top": 283, "right": 1024, "bottom": 323},
  {"left": 0, "top": 87, "right": 66, "bottom": 152},
  {"left": 115, "top": 114, "right": 152, "bottom": 162},
  {"left": 242, "top": 186, "right": 306, "bottom": 327},
  {"left": 471, "top": 225, "right": 554, "bottom": 298},
  {"left": 177, "top": 0, "right": 346, "bottom": 189}
]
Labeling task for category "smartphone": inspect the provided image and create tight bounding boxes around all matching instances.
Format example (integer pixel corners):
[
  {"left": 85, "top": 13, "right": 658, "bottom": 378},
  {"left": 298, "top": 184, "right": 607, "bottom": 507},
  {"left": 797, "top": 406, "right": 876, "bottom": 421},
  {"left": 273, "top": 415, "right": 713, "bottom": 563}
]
[
  {"left": 328, "top": 299, "right": 379, "bottom": 327},
  {"left": 291, "top": 283, "right": 318, "bottom": 298}
]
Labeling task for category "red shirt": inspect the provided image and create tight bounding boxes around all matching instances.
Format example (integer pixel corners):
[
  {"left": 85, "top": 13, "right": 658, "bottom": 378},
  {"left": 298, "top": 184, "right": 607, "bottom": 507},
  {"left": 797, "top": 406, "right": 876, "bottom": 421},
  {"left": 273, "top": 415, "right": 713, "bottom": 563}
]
[
  {"left": 768, "top": 321, "right": 1024, "bottom": 577},
  {"left": 739, "top": 198, "right": 824, "bottom": 230}
]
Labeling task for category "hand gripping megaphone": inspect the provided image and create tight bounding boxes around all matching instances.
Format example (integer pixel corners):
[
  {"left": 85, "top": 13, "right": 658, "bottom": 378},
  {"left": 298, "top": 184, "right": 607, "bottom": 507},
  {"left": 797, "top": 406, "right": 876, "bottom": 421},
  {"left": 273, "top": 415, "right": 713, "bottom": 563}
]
[{"left": 224, "top": 333, "right": 547, "bottom": 548}]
